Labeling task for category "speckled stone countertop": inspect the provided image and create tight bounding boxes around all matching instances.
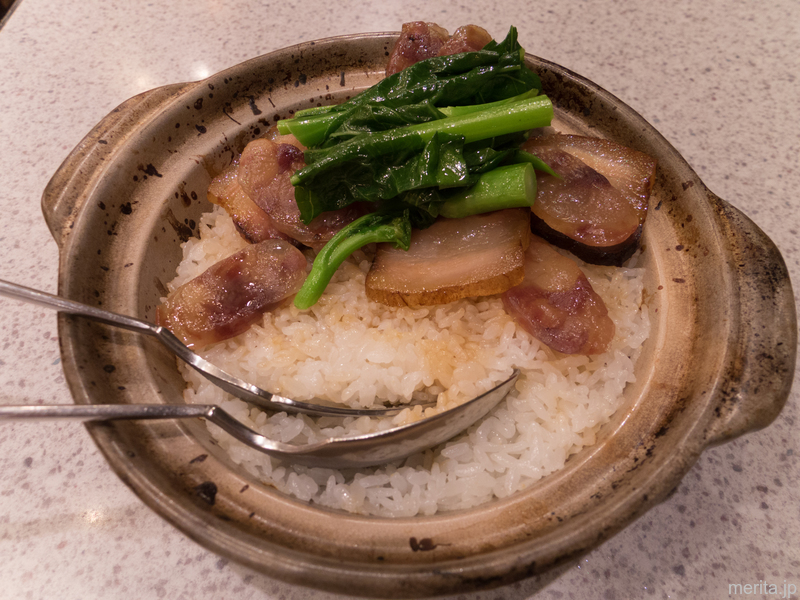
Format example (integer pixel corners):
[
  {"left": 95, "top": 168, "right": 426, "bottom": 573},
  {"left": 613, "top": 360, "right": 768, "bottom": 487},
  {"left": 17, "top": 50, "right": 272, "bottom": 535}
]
[{"left": 1, "top": 1, "right": 798, "bottom": 598}]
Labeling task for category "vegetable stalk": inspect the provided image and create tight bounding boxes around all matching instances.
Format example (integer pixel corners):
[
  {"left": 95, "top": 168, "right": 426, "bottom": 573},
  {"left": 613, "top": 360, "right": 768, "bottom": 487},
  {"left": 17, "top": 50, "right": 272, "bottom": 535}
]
[
  {"left": 438, "top": 163, "right": 536, "bottom": 218},
  {"left": 293, "top": 211, "right": 412, "bottom": 310}
]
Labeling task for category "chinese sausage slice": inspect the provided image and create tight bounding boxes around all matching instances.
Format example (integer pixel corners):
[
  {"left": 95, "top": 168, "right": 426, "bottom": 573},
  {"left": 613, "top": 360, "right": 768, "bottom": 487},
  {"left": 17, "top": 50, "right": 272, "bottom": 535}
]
[
  {"left": 207, "top": 158, "right": 291, "bottom": 244},
  {"left": 237, "top": 137, "right": 362, "bottom": 250},
  {"left": 502, "top": 235, "right": 614, "bottom": 355},
  {"left": 521, "top": 134, "right": 656, "bottom": 266},
  {"left": 365, "top": 209, "right": 531, "bottom": 307},
  {"left": 157, "top": 240, "right": 307, "bottom": 348},
  {"left": 385, "top": 22, "right": 492, "bottom": 76}
]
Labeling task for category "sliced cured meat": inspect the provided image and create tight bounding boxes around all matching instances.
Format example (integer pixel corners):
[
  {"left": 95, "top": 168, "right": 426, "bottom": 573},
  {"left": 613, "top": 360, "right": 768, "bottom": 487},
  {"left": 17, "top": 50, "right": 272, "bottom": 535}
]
[
  {"left": 238, "top": 137, "right": 361, "bottom": 249},
  {"left": 437, "top": 25, "right": 493, "bottom": 56},
  {"left": 502, "top": 235, "right": 614, "bottom": 355},
  {"left": 385, "top": 21, "right": 451, "bottom": 76},
  {"left": 385, "top": 22, "right": 491, "bottom": 76},
  {"left": 521, "top": 134, "right": 656, "bottom": 265},
  {"left": 207, "top": 159, "right": 291, "bottom": 244},
  {"left": 365, "top": 209, "right": 531, "bottom": 307},
  {"left": 156, "top": 240, "right": 307, "bottom": 348}
]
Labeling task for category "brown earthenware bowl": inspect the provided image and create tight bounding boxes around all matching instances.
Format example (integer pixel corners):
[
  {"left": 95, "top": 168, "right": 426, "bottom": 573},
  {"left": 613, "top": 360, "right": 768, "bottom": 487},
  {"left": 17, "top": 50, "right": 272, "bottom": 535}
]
[{"left": 42, "top": 33, "right": 796, "bottom": 598}]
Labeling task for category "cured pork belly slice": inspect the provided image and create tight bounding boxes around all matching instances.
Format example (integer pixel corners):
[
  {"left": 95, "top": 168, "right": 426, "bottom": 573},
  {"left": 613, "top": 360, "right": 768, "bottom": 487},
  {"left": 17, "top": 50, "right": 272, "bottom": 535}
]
[
  {"left": 207, "top": 158, "right": 291, "bottom": 244},
  {"left": 502, "top": 236, "right": 614, "bottom": 355},
  {"left": 385, "top": 22, "right": 491, "bottom": 76},
  {"left": 156, "top": 240, "right": 307, "bottom": 348},
  {"left": 365, "top": 209, "right": 531, "bottom": 307},
  {"left": 238, "top": 137, "right": 361, "bottom": 250},
  {"left": 521, "top": 134, "right": 656, "bottom": 266}
]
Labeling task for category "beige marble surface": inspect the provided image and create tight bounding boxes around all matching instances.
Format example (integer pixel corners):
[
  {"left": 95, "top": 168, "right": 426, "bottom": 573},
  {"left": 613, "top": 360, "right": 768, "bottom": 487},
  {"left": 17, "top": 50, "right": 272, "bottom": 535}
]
[{"left": 0, "top": 1, "right": 798, "bottom": 598}]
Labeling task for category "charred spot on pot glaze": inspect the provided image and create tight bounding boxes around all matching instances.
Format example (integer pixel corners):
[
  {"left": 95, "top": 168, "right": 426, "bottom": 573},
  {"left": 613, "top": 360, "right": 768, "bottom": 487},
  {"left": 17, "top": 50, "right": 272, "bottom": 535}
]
[
  {"left": 194, "top": 98, "right": 204, "bottom": 110},
  {"left": 655, "top": 425, "right": 669, "bottom": 438},
  {"left": 195, "top": 481, "right": 218, "bottom": 505},
  {"left": 154, "top": 277, "right": 169, "bottom": 299},
  {"left": 138, "top": 163, "right": 163, "bottom": 178},
  {"left": 247, "top": 96, "right": 262, "bottom": 116},
  {"left": 177, "top": 184, "right": 193, "bottom": 208},
  {"left": 340, "top": 71, "right": 346, "bottom": 86},
  {"left": 103, "top": 364, "right": 116, "bottom": 374},
  {"left": 682, "top": 181, "right": 694, "bottom": 191},
  {"left": 120, "top": 202, "right": 133, "bottom": 215},
  {"left": 98, "top": 139, "right": 108, "bottom": 145},
  {"left": 165, "top": 209, "right": 194, "bottom": 243},
  {"left": 189, "top": 454, "right": 208, "bottom": 464},
  {"left": 240, "top": 484, "right": 249, "bottom": 493},
  {"left": 222, "top": 103, "right": 241, "bottom": 125},
  {"left": 196, "top": 124, "right": 208, "bottom": 134},
  {"left": 98, "top": 201, "right": 106, "bottom": 210},
  {"left": 409, "top": 537, "right": 438, "bottom": 552},
  {"left": 673, "top": 278, "right": 686, "bottom": 283}
]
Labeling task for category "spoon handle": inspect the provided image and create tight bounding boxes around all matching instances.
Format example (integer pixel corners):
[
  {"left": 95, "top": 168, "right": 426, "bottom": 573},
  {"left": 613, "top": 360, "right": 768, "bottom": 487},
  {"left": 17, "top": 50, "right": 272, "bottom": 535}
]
[
  {"left": 0, "top": 279, "right": 157, "bottom": 336},
  {"left": 0, "top": 403, "right": 212, "bottom": 422},
  {"left": 0, "top": 278, "right": 423, "bottom": 417}
]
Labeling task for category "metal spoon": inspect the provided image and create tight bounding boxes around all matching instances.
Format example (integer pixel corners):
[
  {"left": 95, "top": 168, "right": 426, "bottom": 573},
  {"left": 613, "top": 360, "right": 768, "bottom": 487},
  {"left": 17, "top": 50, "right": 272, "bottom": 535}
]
[
  {"left": 0, "top": 372, "right": 517, "bottom": 468},
  {"left": 0, "top": 279, "right": 434, "bottom": 417}
]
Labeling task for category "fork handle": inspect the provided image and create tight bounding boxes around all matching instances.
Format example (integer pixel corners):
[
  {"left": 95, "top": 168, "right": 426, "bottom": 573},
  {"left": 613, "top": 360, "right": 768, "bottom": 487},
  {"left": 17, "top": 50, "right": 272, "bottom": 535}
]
[
  {"left": 0, "top": 279, "right": 157, "bottom": 336},
  {"left": 0, "top": 403, "right": 212, "bottom": 422}
]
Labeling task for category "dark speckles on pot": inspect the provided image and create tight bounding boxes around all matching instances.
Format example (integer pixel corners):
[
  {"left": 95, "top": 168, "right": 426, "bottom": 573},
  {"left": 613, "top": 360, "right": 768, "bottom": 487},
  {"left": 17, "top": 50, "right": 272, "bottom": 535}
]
[
  {"left": 194, "top": 481, "right": 217, "bottom": 505},
  {"left": 247, "top": 96, "right": 262, "bottom": 115},
  {"left": 195, "top": 124, "right": 207, "bottom": 134},
  {"left": 164, "top": 208, "right": 194, "bottom": 243},
  {"left": 137, "top": 163, "right": 163, "bottom": 178},
  {"left": 176, "top": 183, "right": 193, "bottom": 208},
  {"left": 409, "top": 537, "right": 438, "bottom": 552}
]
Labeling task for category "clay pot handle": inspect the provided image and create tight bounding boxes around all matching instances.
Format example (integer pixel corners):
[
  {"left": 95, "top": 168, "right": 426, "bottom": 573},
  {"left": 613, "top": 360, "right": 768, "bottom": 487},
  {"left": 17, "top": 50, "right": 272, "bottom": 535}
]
[
  {"left": 702, "top": 191, "right": 796, "bottom": 446},
  {"left": 40, "top": 82, "right": 196, "bottom": 249}
]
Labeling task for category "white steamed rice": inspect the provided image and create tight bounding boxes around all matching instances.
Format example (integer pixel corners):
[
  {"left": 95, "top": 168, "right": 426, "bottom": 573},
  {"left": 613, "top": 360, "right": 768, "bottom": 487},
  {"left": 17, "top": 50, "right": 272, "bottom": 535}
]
[{"left": 169, "top": 205, "right": 650, "bottom": 517}]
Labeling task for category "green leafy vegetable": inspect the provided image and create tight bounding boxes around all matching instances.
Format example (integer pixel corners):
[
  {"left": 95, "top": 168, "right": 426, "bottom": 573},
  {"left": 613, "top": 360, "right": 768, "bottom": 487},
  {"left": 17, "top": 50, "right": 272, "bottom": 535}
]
[
  {"left": 292, "top": 95, "right": 553, "bottom": 222},
  {"left": 284, "top": 26, "right": 554, "bottom": 309},
  {"left": 278, "top": 27, "right": 541, "bottom": 147}
]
